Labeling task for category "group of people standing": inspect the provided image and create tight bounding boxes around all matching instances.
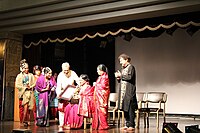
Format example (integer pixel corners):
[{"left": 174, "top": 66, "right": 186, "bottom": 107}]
[
  {"left": 15, "top": 53, "right": 138, "bottom": 132},
  {"left": 15, "top": 60, "right": 58, "bottom": 127}
]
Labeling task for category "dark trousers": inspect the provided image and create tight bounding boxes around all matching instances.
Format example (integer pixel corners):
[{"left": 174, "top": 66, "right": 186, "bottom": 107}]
[{"left": 124, "top": 101, "right": 136, "bottom": 128}]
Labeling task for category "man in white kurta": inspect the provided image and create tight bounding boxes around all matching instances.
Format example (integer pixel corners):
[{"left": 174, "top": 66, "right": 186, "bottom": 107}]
[{"left": 56, "top": 62, "right": 79, "bottom": 129}]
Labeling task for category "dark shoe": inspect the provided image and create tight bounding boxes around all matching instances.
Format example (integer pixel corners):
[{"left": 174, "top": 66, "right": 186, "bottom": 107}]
[{"left": 23, "top": 122, "right": 28, "bottom": 127}]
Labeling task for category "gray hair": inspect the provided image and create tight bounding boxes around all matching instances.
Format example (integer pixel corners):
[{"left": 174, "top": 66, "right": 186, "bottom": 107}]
[
  {"left": 43, "top": 67, "right": 52, "bottom": 74},
  {"left": 62, "top": 62, "right": 70, "bottom": 69}
]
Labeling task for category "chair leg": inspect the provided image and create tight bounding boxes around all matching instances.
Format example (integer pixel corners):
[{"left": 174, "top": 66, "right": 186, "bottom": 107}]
[
  {"left": 122, "top": 111, "right": 124, "bottom": 126},
  {"left": 147, "top": 113, "right": 149, "bottom": 128},
  {"left": 117, "top": 110, "right": 120, "bottom": 126},
  {"left": 113, "top": 111, "right": 115, "bottom": 125},
  {"left": 156, "top": 112, "right": 159, "bottom": 129},
  {"left": 163, "top": 112, "right": 166, "bottom": 123},
  {"left": 117, "top": 110, "right": 125, "bottom": 126},
  {"left": 89, "top": 118, "right": 92, "bottom": 130},
  {"left": 144, "top": 113, "right": 146, "bottom": 128},
  {"left": 136, "top": 111, "right": 140, "bottom": 128},
  {"left": 84, "top": 118, "right": 92, "bottom": 129},
  {"left": 84, "top": 118, "right": 87, "bottom": 129}
]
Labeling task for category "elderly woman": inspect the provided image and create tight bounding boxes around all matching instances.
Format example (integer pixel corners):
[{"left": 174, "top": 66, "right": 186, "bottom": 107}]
[
  {"left": 78, "top": 74, "right": 94, "bottom": 118},
  {"left": 15, "top": 59, "right": 35, "bottom": 126},
  {"left": 63, "top": 74, "right": 94, "bottom": 130},
  {"left": 35, "top": 67, "right": 57, "bottom": 126},
  {"left": 92, "top": 64, "right": 110, "bottom": 130}
]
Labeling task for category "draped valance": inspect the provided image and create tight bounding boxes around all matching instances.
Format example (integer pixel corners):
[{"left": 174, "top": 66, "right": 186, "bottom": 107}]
[{"left": 24, "top": 12, "right": 200, "bottom": 48}]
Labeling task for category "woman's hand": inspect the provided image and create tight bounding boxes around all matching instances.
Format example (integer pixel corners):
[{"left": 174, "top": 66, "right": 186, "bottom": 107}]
[
  {"left": 51, "top": 86, "right": 56, "bottom": 91},
  {"left": 26, "top": 85, "right": 31, "bottom": 90},
  {"left": 41, "top": 83, "right": 50, "bottom": 92},
  {"left": 46, "top": 83, "right": 50, "bottom": 90}
]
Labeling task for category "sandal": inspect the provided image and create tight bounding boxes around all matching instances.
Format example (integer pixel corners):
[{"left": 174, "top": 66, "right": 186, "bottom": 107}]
[
  {"left": 63, "top": 125, "right": 70, "bottom": 130},
  {"left": 27, "top": 122, "right": 31, "bottom": 126},
  {"left": 127, "top": 127, "right": 135, "bottom": 131},
  {"left": 120, "top": 126, "right": 128, "bottom": 130},
  {"left": 20, "top": 123, "right": 24, "bottom": 127},
  {"left": 23, "top": 122, "right": 28, "bottom": 127}
]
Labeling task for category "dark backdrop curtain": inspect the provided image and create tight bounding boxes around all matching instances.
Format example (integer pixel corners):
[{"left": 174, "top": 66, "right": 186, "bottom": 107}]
[{"left": 22, "top": 36, "right": 116, "bottom": 92}]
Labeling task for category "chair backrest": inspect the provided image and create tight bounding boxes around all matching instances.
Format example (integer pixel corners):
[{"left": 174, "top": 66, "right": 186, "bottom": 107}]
[
  {"left": 136, "top": 92, "right": 147, "bottom": 108},
  {"left": 145, "top": 92, "right": 167, "bottom": 110},
  {"left": 109, "top": 93, "right": 118, "bottom": 102},
  {"left": 108, "top": 93, "right": 118, "bottom": 107},
  {"left": 146, "top": 92, "right": 166, "bottom": 103},
  {"left": 136, "top": 92, "right": 146, "bottom": 102}
]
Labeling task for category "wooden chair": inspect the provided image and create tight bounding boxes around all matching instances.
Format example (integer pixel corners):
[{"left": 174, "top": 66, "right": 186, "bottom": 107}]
[
  {"left": 108, "top": 93, "right": 118, "bottom": 125},
  {"left": 135, "top": 92, "right": 148, "bottom": 128},
  {"left": 117, "top": 107, "right": 125, "bottom": 126},
  {"left": 108, "top": 93, "right": 124, "bottom": 126},
  {"left": 84, "top": 117, "right": 92, "bottom": 129},
  {"left": 135, "top": 92, "right": 167, "bottom": 129},
  {"left": 145, "top": 92, "right": 167, "bottom": 129}
]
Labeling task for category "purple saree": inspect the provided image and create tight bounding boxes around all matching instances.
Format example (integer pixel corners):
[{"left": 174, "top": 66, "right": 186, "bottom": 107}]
[{"left": 35, "top": 75, "right": 57, "bottom": 126}]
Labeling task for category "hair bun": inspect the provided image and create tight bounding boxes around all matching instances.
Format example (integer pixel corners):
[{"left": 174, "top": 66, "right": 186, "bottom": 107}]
[{"left": 20, "top": 59, "right": 27, "bottom": 68}]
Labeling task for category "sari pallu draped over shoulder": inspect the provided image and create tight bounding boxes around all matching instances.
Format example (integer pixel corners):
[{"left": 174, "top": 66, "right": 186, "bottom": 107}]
[
  {"left": 35, "top": 75, "right": 56, "bottom": 126},
  {"left": 78, "top": 84, "right": 94, "bottom": 118},
  {"left": 92, "top": 73, "right": 110, "bottom": 130},
  {"left": 15, "top": 72, "right": 36, "bottom": 110}
]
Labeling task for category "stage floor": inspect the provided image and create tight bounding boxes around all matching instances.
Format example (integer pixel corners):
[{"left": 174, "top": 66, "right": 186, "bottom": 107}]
[{"left": 0, "top": 116, "right": 200, "bottom": 133}]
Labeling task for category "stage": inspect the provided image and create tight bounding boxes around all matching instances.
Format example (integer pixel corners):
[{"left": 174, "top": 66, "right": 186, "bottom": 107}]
[{"left": 0, "top": 116, "right": 200, "bottom": 133}]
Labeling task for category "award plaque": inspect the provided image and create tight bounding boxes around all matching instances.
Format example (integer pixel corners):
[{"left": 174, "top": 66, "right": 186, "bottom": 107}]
[{"left": 58, "top": 85, "right": 76, "bottom": 101}]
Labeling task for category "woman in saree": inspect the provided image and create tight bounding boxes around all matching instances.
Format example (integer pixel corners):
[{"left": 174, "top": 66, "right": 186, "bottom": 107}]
[
  {"left": 92, "top": 64, "right": 110, "bottom": 130},
  {"left": 15, "top": 59, "right": 35, "bottom": 126},
  {"left": 78, "top": 74, "right": 94, "bottom": 118},
  {"left": 49, "top": 72, "right": 59, "bottom": 121},
  {"left": 63, "top": 87, "right": 83, "bottom": 129},
  {"left": 63, "top": 74, "right": 94, "bottom": 129},
  {"left": 35, "top": 67, "right": 57, "bottom": 126},
  {"left": 33, "top": 65, "right": 42, "bottom": 125}
]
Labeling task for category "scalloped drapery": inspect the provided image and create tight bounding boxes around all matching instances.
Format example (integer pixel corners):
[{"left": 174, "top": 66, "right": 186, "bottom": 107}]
[{"left": 24, "top": 21, "right": 200, "bottom": 48}]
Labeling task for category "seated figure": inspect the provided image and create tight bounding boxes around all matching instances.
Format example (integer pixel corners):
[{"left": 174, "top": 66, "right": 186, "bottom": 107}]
[{"left": 63, "top": 74, "right": 94, "bottom": 129}]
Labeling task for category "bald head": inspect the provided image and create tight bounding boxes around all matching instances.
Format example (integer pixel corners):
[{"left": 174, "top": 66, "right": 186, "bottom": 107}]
[
  {"left": 62, "top": 62, "right": 70, "bottom": 77},
  {"left": 62, "top": 62, "right": 70, "bottom": 70}
]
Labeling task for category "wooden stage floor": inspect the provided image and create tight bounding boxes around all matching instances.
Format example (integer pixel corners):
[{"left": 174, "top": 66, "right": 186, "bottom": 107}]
[{"left": 0, "top": 116, "right": 200, "bottom": 133}]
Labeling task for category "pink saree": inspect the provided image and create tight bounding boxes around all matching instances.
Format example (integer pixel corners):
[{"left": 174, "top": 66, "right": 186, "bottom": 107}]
[
  {"left": 64, "top": 103, "right": 83, "bottom": 129},
  {"left": 78, "top": 84, "right": 94, "bottom": 118},
  {"left": 92, "top": 72, "right": 110, "bottom": 130}
]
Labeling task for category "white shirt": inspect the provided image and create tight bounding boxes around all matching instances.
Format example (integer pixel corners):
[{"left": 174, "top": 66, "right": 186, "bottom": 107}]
[{"left": 56, "top": 70, "right": 79, "bottom": 96}]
